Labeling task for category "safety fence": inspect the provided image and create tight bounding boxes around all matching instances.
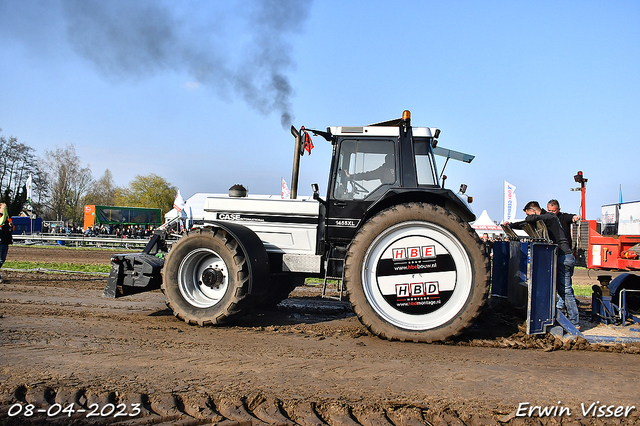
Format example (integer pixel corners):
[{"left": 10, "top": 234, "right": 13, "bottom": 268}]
[{"left": 13, "top": 234, "right": 155, "bottom": 250}]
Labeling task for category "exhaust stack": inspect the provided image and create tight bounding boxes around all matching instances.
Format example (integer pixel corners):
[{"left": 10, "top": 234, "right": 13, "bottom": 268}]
[{"left": 290, "top": 125, "right": 302, "bottom": 199}]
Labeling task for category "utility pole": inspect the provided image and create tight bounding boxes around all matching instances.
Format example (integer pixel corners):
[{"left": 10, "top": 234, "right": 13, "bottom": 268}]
[{"left": 572, "top": 171, "right": 587, "bottom": 219}]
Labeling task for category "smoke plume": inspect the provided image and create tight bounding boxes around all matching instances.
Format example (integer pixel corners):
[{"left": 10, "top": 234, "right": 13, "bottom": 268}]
[{"left": 2, "top": 0, "right": 312, "bottom": 128}]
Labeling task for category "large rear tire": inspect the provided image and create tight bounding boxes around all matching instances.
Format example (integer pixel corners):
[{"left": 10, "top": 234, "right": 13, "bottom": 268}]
[
  {"left": 162, "top": 227, "right": 252, "bottom": 325},
  {"left": 344, "top": 203, "right": 490, "bottom": 342}
]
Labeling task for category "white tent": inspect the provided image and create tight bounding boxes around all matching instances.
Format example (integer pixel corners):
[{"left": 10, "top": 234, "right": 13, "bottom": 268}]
[{"left": 471, "top": 210, "right": 502, "bottom": 236}]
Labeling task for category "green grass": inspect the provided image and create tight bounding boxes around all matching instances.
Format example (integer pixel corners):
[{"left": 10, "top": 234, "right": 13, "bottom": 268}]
[
  {"left": 3, "top": 260, "right": 110, "bottom": 273},
  {"left": 572, "top": 284, "right": 593, "bottom": 297}
]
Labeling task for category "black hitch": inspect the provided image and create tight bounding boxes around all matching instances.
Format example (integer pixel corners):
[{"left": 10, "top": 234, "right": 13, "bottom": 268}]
[
  {"left": 103, "top": 228, "right": 172, "bottom": 298},
  {"left": 103, "top": 253, "right": 164, "bottom": 298}
]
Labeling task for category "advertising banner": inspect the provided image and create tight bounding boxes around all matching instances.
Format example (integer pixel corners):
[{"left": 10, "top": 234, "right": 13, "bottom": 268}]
[{"left": 503, "top": 181, "right": 517, "bottom": 223}]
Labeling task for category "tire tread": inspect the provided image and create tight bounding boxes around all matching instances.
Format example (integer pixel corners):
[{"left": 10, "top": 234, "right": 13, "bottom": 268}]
[
  {"left": 161, "top": 227, "right": 253, "bottom": 325},
  {"left": 344, "top": 203, "right": 490, "bottom": 343}
]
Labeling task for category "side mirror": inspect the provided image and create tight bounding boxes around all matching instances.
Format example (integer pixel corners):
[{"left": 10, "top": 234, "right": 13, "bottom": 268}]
[{"left": 311, "top": 183, "right": 327, "bottom": 206}]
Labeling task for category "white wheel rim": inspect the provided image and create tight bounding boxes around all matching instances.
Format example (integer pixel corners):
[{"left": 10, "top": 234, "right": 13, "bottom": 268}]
[
  {"left": 178, "top": 248, "right": 229, "bottom": 308},
  {"left": 361, "top": 221, "right": 473, "bottom": 331}
]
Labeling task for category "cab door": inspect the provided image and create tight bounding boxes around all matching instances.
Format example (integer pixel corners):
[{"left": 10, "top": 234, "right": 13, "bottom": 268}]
[{"left": 326, "top": 138, "right": 398, "bottom": 243}]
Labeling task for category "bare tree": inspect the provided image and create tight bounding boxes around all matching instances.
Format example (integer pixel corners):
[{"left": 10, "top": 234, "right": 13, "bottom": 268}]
[
  {"left": 84, "top": 168, "right": 118, "bottom": 206},
  {"left": 0, "top": 135, "right": 41, "bottom": 215},
  {"left": 41, "top": 144, "right": 93, "bottom": 224}
]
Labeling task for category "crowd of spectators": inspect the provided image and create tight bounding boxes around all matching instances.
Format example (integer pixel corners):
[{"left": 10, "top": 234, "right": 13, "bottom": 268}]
[
  {"left": 82, "top": 224, "right": 156, "bottom": 238},
  {"left": 39, "top": 222, "right": 156, "bottom": 239}
]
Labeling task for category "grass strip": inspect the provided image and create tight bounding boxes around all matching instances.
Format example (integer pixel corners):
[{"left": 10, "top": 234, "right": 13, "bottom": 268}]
[
  {"left": 573, "top": 284, "right": 593, "bottom": 297},
  {"left": 3, "top": 260, "right": 110, "bottom": 274}
]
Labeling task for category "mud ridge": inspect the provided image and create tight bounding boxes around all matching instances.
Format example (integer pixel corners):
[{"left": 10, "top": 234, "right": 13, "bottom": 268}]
[{"left": 3, "top": 385, "right": 640, "bottom": 425}]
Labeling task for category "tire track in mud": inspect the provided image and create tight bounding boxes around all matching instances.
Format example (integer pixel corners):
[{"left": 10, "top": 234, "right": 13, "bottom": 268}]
[
  {"left": 4, "top": 384, "right": 639, "bottom": 425},
  {"left": 0, "top": 384, "right": 512, "bottom": 426}
]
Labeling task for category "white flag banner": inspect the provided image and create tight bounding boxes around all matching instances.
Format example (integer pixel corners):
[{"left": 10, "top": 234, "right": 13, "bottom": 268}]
[
  {"left": 173, "top": 190, "right": 186, "bottom": 212},
  {"left": 26, "top": 174, "right": 32, "bottom": 203},
  {"left": 281, "top": 178, "right": 290, "bottom": 199},
  {"left": 503, "top": 181, "right": 517, "bottom": 223}
]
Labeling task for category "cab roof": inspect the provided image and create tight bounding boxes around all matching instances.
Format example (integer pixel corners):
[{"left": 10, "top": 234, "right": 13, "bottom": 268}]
[{"left": 328, "top": 125, "right": 439, "bottom": 138}]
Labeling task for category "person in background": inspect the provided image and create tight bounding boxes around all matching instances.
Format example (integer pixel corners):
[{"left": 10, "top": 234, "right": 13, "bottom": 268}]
[
  {"left": 0, "top": 203, "right": 15, "bottom": 284},
  {"left": 481, "top": 233, "right": 493, "bottom": 257},
  {"left": 506, "top": 201, "right": 580, "bottom": 329}
]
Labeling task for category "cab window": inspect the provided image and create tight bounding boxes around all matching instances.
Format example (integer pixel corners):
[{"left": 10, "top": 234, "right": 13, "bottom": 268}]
[{"left": 414, "top": 139, "right": 437, "bottom": 185}]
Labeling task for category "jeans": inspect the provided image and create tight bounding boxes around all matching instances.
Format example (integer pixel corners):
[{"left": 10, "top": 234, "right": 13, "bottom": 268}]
[
  {"left": 557, "top": 253, "right": 579, "bottom": 326},
  {"left": 0, "top": 243, "right": 7, "bottom": 278}
]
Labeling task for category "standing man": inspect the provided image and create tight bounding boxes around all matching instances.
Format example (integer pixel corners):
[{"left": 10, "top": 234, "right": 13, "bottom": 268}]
[
  {"left": 0, "top": 203, "right": 14, "bottom": 284},
  {"left": 481, "top": 233, "right": 493, "bottom": 257},
  {"left": 547, "top": 199, "right": 581, "bottom": 313},
  {"left": 506, "top": 201, "right": 580, "bottom": 329},
  {"left": 547, "top": 199, "right": 580, "bottom": 249}
]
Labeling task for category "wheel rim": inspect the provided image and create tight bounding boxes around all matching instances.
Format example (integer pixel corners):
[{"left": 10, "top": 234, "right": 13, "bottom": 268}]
[
  {"left": 361, "top": 221, "right": 473, "bottom": 331},
  {"left": 178, "top": 248, "right": 229, "bottom": 308}
]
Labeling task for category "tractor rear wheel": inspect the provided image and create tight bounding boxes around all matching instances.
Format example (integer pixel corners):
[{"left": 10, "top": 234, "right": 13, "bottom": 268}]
[
  {"left": 162, "top": 227, "right": 252, "bottom": 325},
  {"left": 344, "top": 203, "right": 490, "bottom": 342}
]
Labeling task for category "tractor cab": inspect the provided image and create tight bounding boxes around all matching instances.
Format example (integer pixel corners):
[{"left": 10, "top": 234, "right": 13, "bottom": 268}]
[{"left": 297, "top": 110, "right": 476, "bottom": 246}]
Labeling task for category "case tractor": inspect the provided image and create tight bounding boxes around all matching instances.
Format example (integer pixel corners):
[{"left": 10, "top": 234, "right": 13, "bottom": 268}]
[{"left": 105, "top": 111, "right": 490, "bottom": 343}]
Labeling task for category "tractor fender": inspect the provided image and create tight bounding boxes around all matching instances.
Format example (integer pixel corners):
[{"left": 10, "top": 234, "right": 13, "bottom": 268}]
[
  {"left": 363, "top": 188, "right": 476, "bottom": 228},
  {"left": 202, "top": 221, "right": 270, "bottom": 294}
]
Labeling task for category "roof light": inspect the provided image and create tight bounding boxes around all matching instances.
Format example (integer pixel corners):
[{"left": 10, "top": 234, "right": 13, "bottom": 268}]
[{"left": 402, "top": 110, "right": 411, "bottom": 120}]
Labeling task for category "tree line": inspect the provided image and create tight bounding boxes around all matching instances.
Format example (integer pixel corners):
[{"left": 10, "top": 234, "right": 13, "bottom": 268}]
[{"left": 0, "top": 134, "right": 177, "bottom": 225}]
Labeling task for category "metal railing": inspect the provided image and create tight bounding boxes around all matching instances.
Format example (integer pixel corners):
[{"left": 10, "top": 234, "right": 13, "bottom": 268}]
[{"left": 13, "top": 234, "right": 155, "bottom": 250}]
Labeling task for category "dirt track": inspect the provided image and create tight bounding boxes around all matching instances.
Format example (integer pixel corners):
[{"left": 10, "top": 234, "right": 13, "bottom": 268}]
[{"left": 1, "top": 246, "right": 639, "bottom": 425}]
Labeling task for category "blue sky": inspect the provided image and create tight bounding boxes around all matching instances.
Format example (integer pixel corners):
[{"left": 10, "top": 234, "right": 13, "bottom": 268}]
[{"left": 1, "top": 0, "right": 638, "bottom": 222}]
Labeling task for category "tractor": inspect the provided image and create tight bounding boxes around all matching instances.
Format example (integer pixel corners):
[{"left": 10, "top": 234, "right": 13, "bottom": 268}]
[{"left": 105, "top": 111, "right": 490, "bottom": 343}]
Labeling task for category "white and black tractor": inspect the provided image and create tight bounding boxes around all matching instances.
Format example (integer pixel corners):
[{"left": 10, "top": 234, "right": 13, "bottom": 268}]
[{"left": 105, "top": 111, "right": 490, "bottom": 342}]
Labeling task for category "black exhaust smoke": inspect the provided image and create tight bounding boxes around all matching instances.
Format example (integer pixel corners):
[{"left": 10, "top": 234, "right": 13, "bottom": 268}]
[{"left": 0, "top": 0, "right": 312, "bottom": 128}]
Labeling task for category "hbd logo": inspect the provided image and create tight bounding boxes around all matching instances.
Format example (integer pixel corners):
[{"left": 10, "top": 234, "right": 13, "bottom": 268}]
[
  {"left": 392, "top": 245, "right": 436, "bottom": 261},
  {"left": 396, "top": 282, "right": 440, "bottom": 298}
]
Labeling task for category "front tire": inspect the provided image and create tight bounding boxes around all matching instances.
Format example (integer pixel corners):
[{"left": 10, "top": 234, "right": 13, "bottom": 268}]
[
  {"left": 162, "top": 227, "right": 252, "bottom": 325},
  {"left": 344, "top": 203, "right": 490, "bottom": 342}
]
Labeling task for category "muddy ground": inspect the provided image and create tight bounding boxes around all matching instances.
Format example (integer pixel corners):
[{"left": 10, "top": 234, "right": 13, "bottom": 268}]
[{"left": 0, "top": 245, "right": 639, "bottom": 425}]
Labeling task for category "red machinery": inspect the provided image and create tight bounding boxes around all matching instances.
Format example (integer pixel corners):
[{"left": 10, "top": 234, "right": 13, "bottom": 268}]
[
  {"left": 575, "top": 177, "right": 640, "bottom": 333},
  {"left": 570, "top": 170, "right": 640, "bottom": 271},
  {"left": 585, "top": 220, "right": 640, "bottom": 270}
]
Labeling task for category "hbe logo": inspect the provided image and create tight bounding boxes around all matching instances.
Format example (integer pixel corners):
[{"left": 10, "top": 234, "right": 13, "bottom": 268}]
[{"left": 392, "top": 245, "right": 436, "bottom": 260}]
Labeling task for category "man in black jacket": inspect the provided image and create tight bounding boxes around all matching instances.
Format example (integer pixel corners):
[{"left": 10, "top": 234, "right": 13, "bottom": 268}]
[
  {"left": 547, "top": 199, "right": 581, "bottom": 315},
  {"left": 547, "top": 199, "right": 580, "bottom": 249},
  {"left": 506, "top": 201, "right": 580, "bottom": 329}
]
